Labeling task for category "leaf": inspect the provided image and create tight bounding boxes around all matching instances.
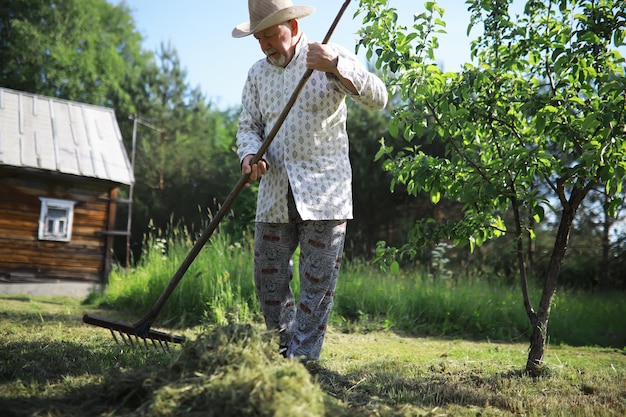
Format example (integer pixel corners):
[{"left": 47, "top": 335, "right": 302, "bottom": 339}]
[
  {"left": 543, "top": 105, "right": 559, "bottom": 113},
  {"left": 389, "top": 118, "right": 400, "bottom": 138},
  {"left": 532, "top": 204, "right": 545, "bottom": 223},
  {"left": 582, "top": 113, "right": 599, "bottom": 131},
  {"left": 535, "top": 115, "right": 546, "bottom": 133}
]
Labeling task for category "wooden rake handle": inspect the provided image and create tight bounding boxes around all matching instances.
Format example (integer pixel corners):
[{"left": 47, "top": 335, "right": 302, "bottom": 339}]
[{"left": 133, "top": 0, "right": 353, "bottom": 329}]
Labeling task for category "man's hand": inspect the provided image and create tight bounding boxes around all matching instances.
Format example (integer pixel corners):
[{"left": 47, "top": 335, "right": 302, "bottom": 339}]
[
  {"left": 306, "top": 42, "right": 339, "bottom": 74},
  {"left": 307, "top": 42, "right": 358, "bottom": 95},
  {"left": 241, "top": 154, "right": 267, "bottom": 187}
]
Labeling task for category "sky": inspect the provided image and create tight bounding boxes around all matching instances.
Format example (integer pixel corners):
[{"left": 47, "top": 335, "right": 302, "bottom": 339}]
[{"left": 114, "top": 1, "right": 523, "bottom": 109}]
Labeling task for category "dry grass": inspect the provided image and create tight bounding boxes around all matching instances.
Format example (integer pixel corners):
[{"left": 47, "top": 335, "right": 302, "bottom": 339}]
[{"left": 0, "top": 295, "right": 624, "bottom": 416}]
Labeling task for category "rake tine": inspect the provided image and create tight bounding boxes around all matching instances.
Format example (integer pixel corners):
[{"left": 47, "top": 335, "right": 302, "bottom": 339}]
[
  {"left": 152, "top": 338, "right": 163, "bottom": 353},
  {"left": 109, "top": 329, "right": 120, "bottom": 344},
  {"left": 121, "top": 331, "right": 132, "bottom": 346},
  {"left": 143, "top": 337, "right": 154, "bottom": 351},
  {"left": 157, "top": 339, "right": 168, "bottom": 353}
]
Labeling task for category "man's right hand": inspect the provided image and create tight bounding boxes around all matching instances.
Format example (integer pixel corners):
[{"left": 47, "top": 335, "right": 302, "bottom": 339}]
[{"left": 241, "top": 154, "right": 267, "bottom": 187}]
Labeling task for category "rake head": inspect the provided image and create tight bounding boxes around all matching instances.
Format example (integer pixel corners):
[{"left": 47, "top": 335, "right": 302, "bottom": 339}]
[{"left": 83, "top": 313, "right": 185, "bottom": 352}]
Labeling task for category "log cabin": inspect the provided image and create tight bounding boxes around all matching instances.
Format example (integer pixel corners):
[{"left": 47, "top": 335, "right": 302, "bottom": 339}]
[{"left": 0, "top": 87, "right": 134, "bottom": 285}]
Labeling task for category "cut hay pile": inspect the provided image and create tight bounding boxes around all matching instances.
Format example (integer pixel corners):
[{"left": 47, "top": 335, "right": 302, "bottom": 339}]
[{"left": 106, "top": 323, "right": 348, "bottom": 417}]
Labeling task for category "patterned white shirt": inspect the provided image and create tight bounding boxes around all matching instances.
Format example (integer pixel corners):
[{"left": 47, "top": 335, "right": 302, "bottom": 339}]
[{"left": 236, "top": 34, "right": 388, "bottom": 223}]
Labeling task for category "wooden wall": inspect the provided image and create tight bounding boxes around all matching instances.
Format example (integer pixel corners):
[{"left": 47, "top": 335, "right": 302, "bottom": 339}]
[{"left": 0, "top": 170, "right": 118, "bottom": 283}]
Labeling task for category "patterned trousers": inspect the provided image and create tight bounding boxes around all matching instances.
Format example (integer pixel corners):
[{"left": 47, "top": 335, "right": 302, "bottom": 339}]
[{"left": 253, "top": 191, "right": 346, "bottom": 360}]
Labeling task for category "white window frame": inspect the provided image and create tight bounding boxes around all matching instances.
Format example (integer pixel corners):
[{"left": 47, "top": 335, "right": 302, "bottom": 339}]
[{"left": 38, "top": 197, "right": 76, "bottom": 242}]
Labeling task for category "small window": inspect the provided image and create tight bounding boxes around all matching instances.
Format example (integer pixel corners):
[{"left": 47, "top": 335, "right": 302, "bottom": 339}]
[{"left": 38, "top": 198, "right": 76, "bottom": 242}]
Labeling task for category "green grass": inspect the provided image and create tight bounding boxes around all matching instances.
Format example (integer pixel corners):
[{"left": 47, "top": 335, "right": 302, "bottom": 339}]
[
  {"left": 89, "top": 231, "right": 626, "bottom": 350},
  {"left": 0, "top": 295, "right": 624, "bottom": 416},
  {"left": 336, "top": 263, "right": 626, "bottom": 347}
]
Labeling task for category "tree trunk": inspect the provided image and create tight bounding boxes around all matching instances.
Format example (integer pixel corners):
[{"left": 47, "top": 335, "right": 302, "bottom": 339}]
[
  {"left": 599, "top": 192, "right": 613, "bottom": 290},
  {"left": 525, "top": 194, "right": 581, "bottom": 374},
  {"left": 527, "top": 209, "right": 535, "bottom": 270}
]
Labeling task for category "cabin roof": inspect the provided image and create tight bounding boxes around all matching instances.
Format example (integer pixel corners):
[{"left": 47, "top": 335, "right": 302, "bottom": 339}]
[{"left": 0, "top": 87, "right": 134, "bottom": 185}]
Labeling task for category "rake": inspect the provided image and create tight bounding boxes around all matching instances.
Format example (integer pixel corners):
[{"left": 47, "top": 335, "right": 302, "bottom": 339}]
[{"left": 83, "top": 0, "right": 353, "bottom": 351}]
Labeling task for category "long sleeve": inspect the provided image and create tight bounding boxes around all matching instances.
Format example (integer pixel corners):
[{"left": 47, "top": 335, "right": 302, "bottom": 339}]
[{"left": 327, "top": 44, "right": 388, "bottom": 111}]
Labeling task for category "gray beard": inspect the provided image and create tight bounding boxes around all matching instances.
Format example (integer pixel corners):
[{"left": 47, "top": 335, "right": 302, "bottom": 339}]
[{"left": 266, "top": 49, "right": 287, "bottom": 67}]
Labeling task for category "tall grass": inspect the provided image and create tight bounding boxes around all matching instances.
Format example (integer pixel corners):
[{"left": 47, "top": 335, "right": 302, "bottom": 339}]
[
  {"left": 335, "top": 262, "right": 530, "bottom": 340},
  {"left": 92, "top": 226, "right": 626, "bottom": 348},
  {"left": 336, "top": 263, "right": 626, "bottom": 347},
  {"left": 548, "top": 289, "right": 625, "bottom": 347},
  {"left": 92, "top": 226, "right": 258, "bottom": 328}
]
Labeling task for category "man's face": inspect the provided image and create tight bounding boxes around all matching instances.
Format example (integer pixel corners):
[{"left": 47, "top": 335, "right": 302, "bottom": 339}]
[{"left": 254, "top": 21, "right": 296, "bottom": 67}]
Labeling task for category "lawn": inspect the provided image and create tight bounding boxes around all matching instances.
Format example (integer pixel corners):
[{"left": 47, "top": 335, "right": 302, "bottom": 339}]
[{"left": 0, "top": 294, "right": 624, "bottom": 416}]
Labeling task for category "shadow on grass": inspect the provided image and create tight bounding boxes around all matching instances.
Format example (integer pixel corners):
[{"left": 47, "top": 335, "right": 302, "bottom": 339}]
[
  {"left": 0, "top": 339, "right": 169, "bottom": 382},
  {"left": 0, "top": 337, "right": 170, "bottom": 417},
  {"left": 0, "top": 363, "right": 157, "bottom": 417},
  {"left": 307, "top": 359, "right": 531, "bottom": 415}
]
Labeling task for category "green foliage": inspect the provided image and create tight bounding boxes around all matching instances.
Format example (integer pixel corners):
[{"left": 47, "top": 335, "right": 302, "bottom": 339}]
[
  {"left": 1, "top": 1, "right": 251, "bottom": 265},
  {"left": 357, "top": 0, "right": 626, "bottom": 251},
  {"left": 121, "top": 43, "right": 249, "bottom": 249},
  {"left": 347, "top": 99, "right": 426, "bottom": 259},
  {"left": 0, "top": 0, "right": 144, "bottom": 110}
]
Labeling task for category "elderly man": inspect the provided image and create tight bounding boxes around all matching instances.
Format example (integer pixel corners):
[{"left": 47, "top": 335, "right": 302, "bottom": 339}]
[{"left": 233, "top": 0, "right": 387, "bottom": 361}]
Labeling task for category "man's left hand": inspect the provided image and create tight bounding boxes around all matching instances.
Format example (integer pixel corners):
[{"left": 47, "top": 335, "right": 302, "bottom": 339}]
[{"left": 306, "top": 42, "right": 339, "bottom": 74}]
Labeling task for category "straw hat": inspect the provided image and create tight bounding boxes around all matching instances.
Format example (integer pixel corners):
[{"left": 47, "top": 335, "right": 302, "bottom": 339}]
[{"left": 232, "top": 0, "right": 315, "bottom": 38}]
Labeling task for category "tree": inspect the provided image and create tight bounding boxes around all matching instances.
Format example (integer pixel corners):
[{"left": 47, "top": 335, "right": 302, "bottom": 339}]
[
  {"left": 127, "top": 43, "right": 246, "bottom": 247},
  {"left": 0, "top": 0, "right": 143, "bottom": 110},
  {"left": 357, "top": 0, "right": 626, "bottom": 374}
]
